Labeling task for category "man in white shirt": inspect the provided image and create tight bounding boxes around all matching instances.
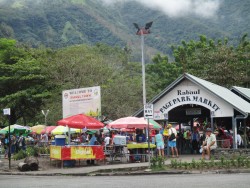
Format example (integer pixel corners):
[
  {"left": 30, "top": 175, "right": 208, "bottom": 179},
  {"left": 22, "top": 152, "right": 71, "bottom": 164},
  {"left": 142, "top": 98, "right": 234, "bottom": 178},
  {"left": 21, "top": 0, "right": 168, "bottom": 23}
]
[
  {"left": 237, "top": 133, "right": 243, "bottom": 148},
  {"left": 104, "top": 134, "right": 111, "bottom": 146},
  {"left": 202, "top": 128, "right": 217, "bottom": 160}
]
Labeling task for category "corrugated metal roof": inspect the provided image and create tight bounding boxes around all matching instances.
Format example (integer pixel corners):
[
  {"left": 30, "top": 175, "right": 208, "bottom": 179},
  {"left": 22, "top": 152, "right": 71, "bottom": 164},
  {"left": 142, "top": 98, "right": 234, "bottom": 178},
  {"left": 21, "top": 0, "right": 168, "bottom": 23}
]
[
  {"left": 186, "top": 73, "right": 250, "bottom": 115},
  {"left": 231, "top": 86, "right": 250, "bottom": 101},
  {"left": 133, "top": 73, "right": 250, "bottom": 116}
]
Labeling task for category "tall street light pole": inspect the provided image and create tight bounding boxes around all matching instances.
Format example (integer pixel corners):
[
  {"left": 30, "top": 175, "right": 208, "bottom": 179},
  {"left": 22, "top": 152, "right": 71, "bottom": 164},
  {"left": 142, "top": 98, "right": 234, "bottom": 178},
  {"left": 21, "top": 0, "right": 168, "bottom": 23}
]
[
  {"left": 41, "top": 109, "right": 49, "bottom": 126},
  {"left": 133, "top": 21, "right": 153, "bottom": 165},
  {"left": 133, "top": 21, "right": 153, "bottom": 106}
]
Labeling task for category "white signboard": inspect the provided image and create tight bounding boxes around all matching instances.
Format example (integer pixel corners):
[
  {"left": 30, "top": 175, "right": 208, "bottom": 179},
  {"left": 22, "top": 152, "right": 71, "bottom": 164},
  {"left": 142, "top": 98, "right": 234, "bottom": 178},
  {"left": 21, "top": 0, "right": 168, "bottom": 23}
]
[
  {"left": 144, "top": 104, "right": 154, "bottom": 119},
  {"left": 3, "top": 108, "right": 10, "bottom": 115},
  {"left": 63, "top": 86, "right": 101, "bottom": 118},
  {"left": 153, "top": 80, "right": 234, "bottom": 120}
]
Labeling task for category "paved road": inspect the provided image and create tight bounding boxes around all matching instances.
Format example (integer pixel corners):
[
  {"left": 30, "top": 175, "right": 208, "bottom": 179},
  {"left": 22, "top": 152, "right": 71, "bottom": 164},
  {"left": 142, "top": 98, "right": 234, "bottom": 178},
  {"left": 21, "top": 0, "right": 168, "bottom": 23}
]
[{"left": 1, "top": 173, "right": 249, "bottom": 188}]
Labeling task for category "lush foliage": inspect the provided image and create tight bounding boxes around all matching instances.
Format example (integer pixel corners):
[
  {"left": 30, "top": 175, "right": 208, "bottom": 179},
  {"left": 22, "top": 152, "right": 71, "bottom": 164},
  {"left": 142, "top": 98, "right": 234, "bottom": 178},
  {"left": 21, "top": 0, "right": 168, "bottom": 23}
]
[
  {"left": 13, "top": 146, "right": 49, "bottom": 160},
  {"left": 0, "top": 38, "right": 51, "bottom": 125},
  {"left": 150, "top": 156, "right": 165, "bottom": 169},
  {"left": 0, "top": 33, "right": 249, "bottom": 126},
  {"left": 13, "top": 149, "right": 27, "bottom": 160},
  {"left": 0, "top": 0, "right": 249, "bottom": 62},
  {"left": 170, "top": 156, "right": 250, "bottom": 170},
  {"left": 39, "top": 43, "right": 143, "bottom": 123},
  {"left": 171, "top": 35, "right": 250, "bottom": 88},
  {"left": 146, "top": 35, "right": 250, "bottom": 97}
]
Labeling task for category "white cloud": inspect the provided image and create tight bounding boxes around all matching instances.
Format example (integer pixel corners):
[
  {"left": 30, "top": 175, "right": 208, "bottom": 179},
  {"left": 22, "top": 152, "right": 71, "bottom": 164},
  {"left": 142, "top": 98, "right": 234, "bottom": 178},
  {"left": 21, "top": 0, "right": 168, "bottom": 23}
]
[{"left": 100, "top": 0, "right": 222, "bottom": 18}]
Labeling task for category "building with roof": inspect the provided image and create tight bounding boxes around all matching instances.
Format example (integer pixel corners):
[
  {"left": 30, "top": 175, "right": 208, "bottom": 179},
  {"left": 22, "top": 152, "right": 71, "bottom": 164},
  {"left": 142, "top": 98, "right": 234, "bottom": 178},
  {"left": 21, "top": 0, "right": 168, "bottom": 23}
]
[
  {"left": 134, "top": 73, "right": 250, "bottom": 149},
  {"left": 231, "top": 86, "right": 250, "bottom": 104}
]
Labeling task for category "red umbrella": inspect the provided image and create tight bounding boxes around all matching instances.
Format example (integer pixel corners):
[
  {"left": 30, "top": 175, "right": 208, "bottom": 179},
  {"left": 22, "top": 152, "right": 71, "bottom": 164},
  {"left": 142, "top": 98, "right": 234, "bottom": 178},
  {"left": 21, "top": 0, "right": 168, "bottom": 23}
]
[
  {"left": 41, "top": 126, "right": 57, "bottom": 134},
  {"left": 57, "top": 114, "right": 104, "bottom": 129},
  {"left": 107, "top": 116, "right": 154, "bottom": 129}
]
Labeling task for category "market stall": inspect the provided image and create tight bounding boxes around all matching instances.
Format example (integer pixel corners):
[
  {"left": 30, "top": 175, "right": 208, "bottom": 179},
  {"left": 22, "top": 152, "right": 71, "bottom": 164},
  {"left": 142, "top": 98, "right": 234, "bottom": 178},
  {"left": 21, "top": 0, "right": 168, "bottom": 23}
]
[
  {"left": 127, "top": 142, "right": 156, "bottom": 162},
  {"left": 50, "top": 145, "right": 105, "bottom": 168},
  {"left": 107, "top": 116, "right": 158, "bottom": 163},
  {"left": 50, "top": 114, "right": 105, "bottom": 167},
  {"left": 104, "top": 135, "right": 127, "bottom": 163}
]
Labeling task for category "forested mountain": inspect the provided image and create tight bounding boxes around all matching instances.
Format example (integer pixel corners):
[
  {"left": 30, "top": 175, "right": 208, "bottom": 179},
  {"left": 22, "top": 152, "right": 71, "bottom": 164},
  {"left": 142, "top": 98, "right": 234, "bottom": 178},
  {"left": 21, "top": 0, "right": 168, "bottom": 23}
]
[
  {"left": 0, "top": 0, "right": 249, "bottom": 61},
  {"left": 0, "top": 0, "right": 250, "bottom": 126}
]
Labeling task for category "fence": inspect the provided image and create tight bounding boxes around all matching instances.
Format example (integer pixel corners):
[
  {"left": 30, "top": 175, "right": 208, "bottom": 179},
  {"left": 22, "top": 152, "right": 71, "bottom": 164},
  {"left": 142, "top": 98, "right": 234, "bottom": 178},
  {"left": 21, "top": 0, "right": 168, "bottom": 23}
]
[{"left": 216, "top": 139, "right": 231, "bottom": 148}]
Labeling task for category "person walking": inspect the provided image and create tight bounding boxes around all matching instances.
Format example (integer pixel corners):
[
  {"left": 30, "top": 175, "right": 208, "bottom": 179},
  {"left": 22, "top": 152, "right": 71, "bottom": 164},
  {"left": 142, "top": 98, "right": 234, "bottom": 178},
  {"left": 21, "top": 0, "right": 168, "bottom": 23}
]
[
  {"left": 191, "top": 128, "right": 200, "bottom": 154},
  {"left": 155, "top": 130, "right": 165, "bottom": 157},
  {"left": 167, "top": 124, "right": 179, "bottom": 158},
  {"left": 18, "top": 133, "right": 26, "bottom": 151}
]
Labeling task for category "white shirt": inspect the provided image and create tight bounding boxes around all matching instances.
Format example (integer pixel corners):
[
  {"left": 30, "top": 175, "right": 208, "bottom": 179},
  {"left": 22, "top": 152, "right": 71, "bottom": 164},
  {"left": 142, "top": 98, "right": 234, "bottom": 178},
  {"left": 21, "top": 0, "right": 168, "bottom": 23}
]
[
  {"left": 104, "top": 136, "right": 111, "bottom": 146},
  {"left": 169, "top": 128, "right": 177, "bottom": 141},
  {"left": 205, "top": 133, "right": 217, "bottom": 148},
  {"left": 237, "top": 134, "right": 242, "bottom": 146}
]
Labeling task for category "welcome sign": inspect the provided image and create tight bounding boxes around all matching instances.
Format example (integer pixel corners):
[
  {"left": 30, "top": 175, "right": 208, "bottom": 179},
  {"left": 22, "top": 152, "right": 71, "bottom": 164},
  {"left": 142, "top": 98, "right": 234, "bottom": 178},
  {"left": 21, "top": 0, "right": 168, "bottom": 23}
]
[{"left": 62, "top": 86, "right": 101, "bottom": 118}]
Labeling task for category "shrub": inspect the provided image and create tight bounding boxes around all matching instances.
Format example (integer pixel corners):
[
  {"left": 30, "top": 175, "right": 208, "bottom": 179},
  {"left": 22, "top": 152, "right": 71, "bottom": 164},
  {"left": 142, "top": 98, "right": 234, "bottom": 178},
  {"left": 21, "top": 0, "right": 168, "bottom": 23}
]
[
  {"left": 38, "top": 146, "right": 50, "bottom": 155},
  {"left": 150, "top": 156, "right": 165, "bottom": 169},
  {"left": 191, "top": 158, "right": 196, "bottom": 169},
  {"left": 157, "top": 156, "right": 165, "bottom": 168},
  {"left": 150, "top": 156, "right": 157, "bottom": 168},
  {"left": 170, "top": 159, "right": 178, "bottom": 169},
  {"left": 26, "top": 146, "right": 39, "bottom": 157},
  {"left": 13, "top": 150, "right": 27, "bottom": 160}
]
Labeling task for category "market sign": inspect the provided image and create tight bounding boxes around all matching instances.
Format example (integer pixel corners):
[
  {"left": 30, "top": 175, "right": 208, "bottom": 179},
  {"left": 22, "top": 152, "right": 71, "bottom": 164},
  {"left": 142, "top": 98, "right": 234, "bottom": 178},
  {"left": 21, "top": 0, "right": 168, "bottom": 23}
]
[
  {"left": 62, "top": 86, "right": 101, "bottom": 118},
  {"left": 71, "top": 146, "right": 95, "bottom": 159},
  {"left": 186, "top": 108, "right": 201, "bottom": 115},
  {"left": 50, "top": 146, "right": 61, "bottom": 159},
  {"left": 153, "top": 80, "right": 234, "bottom": 120},
  {"left": 50, "top": 145, "right": 105, "bottom": 161}
]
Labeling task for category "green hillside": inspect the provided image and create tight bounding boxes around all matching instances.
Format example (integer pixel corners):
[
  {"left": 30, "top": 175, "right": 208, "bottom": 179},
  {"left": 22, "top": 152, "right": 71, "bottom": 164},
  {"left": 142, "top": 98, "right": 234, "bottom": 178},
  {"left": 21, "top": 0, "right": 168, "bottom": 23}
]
[{"left": 0, "top": 0, "right": 249, "bottom": 61}]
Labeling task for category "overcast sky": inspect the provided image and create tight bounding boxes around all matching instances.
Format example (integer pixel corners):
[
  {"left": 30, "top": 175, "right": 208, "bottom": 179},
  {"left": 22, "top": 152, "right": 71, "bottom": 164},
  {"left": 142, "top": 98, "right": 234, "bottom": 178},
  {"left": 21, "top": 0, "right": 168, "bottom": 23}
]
[{"left": 99, "top": 0, "right": 222, "bottom": 18}]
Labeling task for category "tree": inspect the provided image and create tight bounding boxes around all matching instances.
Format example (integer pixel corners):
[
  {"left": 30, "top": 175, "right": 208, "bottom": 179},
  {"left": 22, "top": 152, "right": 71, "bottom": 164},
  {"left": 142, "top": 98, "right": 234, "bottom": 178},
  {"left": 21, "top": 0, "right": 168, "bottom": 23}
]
[
  {"left": 171, "top": 35, "right": 250, "bottom": 88},
  {"left": 0, "top": 38, "right": 51, "bottom": 125},
  {"left": 42, "top": 43, "right": 142, "bottom": 122},
  {"left": 146, "top": 54, "right": 182, "bottom": 98}
]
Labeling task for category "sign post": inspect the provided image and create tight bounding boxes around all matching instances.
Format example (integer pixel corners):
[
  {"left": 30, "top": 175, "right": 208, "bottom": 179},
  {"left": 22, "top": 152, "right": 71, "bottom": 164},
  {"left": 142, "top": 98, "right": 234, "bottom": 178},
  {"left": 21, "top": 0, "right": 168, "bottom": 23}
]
[
  {"left": 211, "top": 111, "right": 215, "bottom": 132},
  {"left": 144, "top": 104, "right": 154, "bottom": 166},
  {"left": 3, "top": 108, "right": 11, "bottom": 169}
]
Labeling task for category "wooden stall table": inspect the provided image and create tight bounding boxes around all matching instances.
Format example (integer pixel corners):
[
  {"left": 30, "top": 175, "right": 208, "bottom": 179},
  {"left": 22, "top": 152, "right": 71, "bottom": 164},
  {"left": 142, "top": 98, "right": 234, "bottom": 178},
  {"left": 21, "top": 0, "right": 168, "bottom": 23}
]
[{"left": 127, "top": 142, "right": 156, "bottom": 162}]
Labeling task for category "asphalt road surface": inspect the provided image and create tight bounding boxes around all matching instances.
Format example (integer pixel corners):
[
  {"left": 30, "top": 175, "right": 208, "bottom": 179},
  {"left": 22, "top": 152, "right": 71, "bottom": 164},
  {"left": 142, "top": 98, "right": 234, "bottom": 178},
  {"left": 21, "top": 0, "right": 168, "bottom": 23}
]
[{"left": 1, "top": 174, "right": 249, "bottom": 188}]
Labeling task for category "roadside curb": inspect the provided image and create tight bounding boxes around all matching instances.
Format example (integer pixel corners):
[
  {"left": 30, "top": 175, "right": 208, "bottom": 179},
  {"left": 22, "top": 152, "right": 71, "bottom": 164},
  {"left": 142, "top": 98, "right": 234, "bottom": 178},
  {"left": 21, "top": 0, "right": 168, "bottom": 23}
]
[
  {"left": 1, "top": 168, "right": 250, "bottom": 176},
  {"left": 88, "top": 169, "right": 250, "bottom": 176}
]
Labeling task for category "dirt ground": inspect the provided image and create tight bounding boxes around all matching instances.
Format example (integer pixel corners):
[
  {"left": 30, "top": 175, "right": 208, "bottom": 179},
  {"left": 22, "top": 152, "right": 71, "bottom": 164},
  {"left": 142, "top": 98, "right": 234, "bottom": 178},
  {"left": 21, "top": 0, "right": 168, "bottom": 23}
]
[
  {"left": 0, "top": 155, "right": 57, "bottom": 172},
  {"left": 0, "top": 155, "right": 109, "bottom": 172}
]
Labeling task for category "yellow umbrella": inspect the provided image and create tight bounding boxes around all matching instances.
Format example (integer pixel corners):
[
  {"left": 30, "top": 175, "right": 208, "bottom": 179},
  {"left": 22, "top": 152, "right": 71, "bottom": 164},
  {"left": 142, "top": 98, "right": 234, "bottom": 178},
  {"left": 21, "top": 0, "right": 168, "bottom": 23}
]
[
  {"left": 51, "top": 125, "right": 81, "bottom": 135},
  {"left": 30, "top": 125, "right": 46, "bottom": 134}
]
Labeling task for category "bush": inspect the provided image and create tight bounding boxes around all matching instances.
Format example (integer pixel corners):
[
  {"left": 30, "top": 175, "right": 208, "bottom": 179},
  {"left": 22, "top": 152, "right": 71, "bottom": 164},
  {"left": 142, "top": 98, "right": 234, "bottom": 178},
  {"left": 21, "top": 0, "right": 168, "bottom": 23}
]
[
  {"left": 150, "top": 156, "right": 165, "bottom": 169},
  {"left": 13, "top": 150, "right": 27, "bottom": 160},
  {"left": 168, "top": 156, "right": 250, "bottom": 170},
  {"left": 26, "top": 146, "right": 39, "bottom": 157},
  {"left": 150, "top": 156, "right": 157, "bottom": 168},
  {"left": 38, "top": 146, "right": 50, "bottom": 155}
]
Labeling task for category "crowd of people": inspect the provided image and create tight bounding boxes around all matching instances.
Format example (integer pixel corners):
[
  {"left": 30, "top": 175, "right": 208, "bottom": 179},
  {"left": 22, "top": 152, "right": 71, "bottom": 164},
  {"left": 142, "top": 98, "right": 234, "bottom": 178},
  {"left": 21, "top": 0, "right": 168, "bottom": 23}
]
[
  {"left": 0, "top": 133, "right": 26, "bottom": 158},
  {"left": 153, "top": 123, "right": 250, "bottom": 160},
  {"left": 1, "top": 123, "right": 250, "bottom": 161}
]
